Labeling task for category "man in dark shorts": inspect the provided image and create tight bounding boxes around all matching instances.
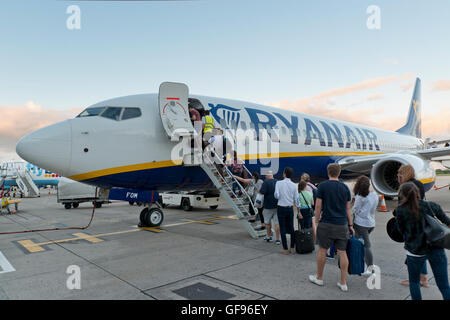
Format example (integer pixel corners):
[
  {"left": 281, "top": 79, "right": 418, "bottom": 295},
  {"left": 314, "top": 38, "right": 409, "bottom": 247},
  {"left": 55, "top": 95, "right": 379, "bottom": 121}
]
[{"left": 309, "top": 163, "right": 354, "bottom": 292}]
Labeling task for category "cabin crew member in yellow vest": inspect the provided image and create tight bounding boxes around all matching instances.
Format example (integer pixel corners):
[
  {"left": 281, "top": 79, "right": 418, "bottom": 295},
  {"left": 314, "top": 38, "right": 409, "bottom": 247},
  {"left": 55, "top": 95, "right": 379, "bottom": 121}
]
[{"left": 202, "top": 110, "right": 215, "bottom": 149}]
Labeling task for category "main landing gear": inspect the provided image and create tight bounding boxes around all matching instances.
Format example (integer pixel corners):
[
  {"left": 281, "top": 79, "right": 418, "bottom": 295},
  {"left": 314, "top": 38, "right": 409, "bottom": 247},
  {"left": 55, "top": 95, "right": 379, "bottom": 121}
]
[{"left": 138, "top": 203, "right": 164, "bottom": 228}]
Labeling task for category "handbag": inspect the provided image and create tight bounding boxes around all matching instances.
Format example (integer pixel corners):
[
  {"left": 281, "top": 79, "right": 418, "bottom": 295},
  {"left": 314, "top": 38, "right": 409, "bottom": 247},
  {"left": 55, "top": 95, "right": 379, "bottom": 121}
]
[
  {"left": 255, "top": 193, "right": 264, "bottom": 208},
  {"left": 422, "top": 201, "right": 450, "bottom": 250},
  {"left": 299, "top": 191, "right": 314, "bottom": 216}
]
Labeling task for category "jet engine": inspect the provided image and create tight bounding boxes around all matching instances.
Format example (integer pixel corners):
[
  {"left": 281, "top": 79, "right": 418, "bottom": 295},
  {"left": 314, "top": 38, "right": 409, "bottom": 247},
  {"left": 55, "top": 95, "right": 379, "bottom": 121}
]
[{"left": 370, "top": 154, "right": 435, "bottom": 197}]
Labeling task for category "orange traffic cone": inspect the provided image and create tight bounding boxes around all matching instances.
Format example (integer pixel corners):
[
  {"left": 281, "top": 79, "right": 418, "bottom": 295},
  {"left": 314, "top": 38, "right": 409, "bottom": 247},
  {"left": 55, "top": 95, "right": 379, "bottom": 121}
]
[{"left": 378, "top": 195, "right": 388, "bottom": 212}]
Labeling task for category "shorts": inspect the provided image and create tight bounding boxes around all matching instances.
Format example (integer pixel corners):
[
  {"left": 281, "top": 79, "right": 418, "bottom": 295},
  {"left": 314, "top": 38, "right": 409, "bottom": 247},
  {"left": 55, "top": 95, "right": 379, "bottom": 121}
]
[
  {"left": 263, "top": 208, "right": 279, "bottom": 225},
  {"left": 317, "top": 222, "right": 349, "bottom": 251}
]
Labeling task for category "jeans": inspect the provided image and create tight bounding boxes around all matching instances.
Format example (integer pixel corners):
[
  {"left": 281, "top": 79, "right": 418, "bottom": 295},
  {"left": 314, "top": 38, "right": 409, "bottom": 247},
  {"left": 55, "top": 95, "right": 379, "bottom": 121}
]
[
  {"left": 277, "top": 206, "right": 295, "bottom": 250},
  {"left": 298, "top": 208, "right": 313, "bottom": 229},
  {"left": 406, "top": 248, "right": 450, "bottom": 300}
]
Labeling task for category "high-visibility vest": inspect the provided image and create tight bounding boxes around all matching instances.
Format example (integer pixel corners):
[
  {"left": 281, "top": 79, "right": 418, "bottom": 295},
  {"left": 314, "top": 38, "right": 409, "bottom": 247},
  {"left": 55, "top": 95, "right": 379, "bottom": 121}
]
[{"left": 203, "top": 115, "right": 215, "bottom": 133}]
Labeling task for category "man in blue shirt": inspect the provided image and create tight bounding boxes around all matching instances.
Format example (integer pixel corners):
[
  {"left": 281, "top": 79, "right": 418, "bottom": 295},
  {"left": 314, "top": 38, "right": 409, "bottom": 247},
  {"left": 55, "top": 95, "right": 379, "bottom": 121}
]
[
  {"left": 309, "top": 163, "right": 354, "bottom": 292},
  {"left": 259, "top": 171, "right": 280, "bottom": 244}
]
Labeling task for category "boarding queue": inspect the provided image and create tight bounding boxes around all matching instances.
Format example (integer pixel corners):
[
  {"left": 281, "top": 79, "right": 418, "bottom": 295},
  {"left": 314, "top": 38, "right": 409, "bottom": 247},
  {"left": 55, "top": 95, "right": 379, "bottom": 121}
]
[
  {"left": 242, "top": 163, "right": 449, "bottom": 300},
  {"left": 191, "top": 106, "right": 449, "bottom": 300}
]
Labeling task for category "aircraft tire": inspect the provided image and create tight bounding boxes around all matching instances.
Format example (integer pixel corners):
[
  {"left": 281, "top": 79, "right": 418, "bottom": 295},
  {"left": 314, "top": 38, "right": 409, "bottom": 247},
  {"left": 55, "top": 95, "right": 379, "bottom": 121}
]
[
  {"left": 139, "top": 208, "right": 149, "bottom": 226},
  {"left": 72, "top": 203, "right": 79, "bottom": 209},
  {"left": 181, "top": 198, "right": 192, "bottom": 211},
  {"left": 64, "top": 203, "right": 72, "bottom": 210},
  {"left": 146, "top": 208, "right": 164, "bottom": 227}
]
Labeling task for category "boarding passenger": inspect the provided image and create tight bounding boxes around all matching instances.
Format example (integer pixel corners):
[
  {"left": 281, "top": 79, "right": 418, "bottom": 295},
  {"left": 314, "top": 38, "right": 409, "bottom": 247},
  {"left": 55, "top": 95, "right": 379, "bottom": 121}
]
[
  {"left": 301, "top": 173, "right": 318, "bottom": 202},
  {"left": 189, "top": 104, "right": 201, "bottom": 124},
  {"left": 227, "top": 151, "right": 247, "bottom": 195},
  {"left": 259, "top": 171, "right": 281, "bottom": 244},
  {"left": 208, "top": 129, "right": 228, "bottom": 176},
  {"left": 396, "top": 164, "right": 428, "bottom": 287},
  {"left": 274, "top": 167, "right": 299, "bottom": 254},
  {"left": 352, "top": 176, "right": 378, "bottom": 276},
  {"left": 233, "top": 172, "right": 264, "bottom": 225},
  {"left": 395, "top": 182, "right": 450, "bottom": 300},
  {"left": 309, "top": 163, "right": 354, "bottom": 292},
  {"left": 298, "top": 180, "right": 314, "bottom": 229},
  {"left": 397, "top": 164, "right": 425, "bottom": 200}
]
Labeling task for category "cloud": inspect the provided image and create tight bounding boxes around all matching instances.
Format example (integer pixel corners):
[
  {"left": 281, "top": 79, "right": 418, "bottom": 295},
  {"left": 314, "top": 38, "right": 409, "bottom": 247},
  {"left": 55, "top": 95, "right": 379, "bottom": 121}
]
[
  {"left": 0, "top": 102, "right": 82, "bottom": 160},
  {"left": 366, "top": 93, "right": 384, "bottom": 101},
  {"left": 268, "top": 74, "right": 413, "bottom": 112},
  {"left": 432, "top": 80, "right": 450, "bottom": 92},
  {"left": 267, "top": 74, "right": 449, "bottom": 141},
  {"left": 401, "top": 81, "right": 414, "bottom": 92}
]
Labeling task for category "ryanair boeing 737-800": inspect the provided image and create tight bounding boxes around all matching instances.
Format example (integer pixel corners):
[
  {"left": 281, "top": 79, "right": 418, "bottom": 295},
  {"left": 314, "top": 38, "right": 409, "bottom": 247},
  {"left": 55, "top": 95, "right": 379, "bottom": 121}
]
[{"left": 15, "top": 78, "right": 450, "bottom": 224}]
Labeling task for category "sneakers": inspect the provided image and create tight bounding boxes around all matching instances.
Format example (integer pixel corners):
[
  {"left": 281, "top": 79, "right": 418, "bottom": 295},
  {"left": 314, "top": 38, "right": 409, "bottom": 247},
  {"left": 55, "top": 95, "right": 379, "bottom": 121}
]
[
  {"left": 309, "top": 275, "right": 324, "bottom": 286},
  {"left": 308, "top": 275, "right": 348, "bottom": 292},
  {"left": 264, "top": 236, "right": 273, "bottom": 242},
  {"left": 337, "top": 282, "right": 348, "bottom": 292},
  {"left": 290, "top": 248, "right": 296, "bottom": 254},
  {"left": 280, "top": 249, "right": 290, "bottom": 255},
  {"left": 362, "top": 270, "right": 374, "bottom": 277},
  {"left": 275, "top": 240, "right": 281, "bottom": 245}
]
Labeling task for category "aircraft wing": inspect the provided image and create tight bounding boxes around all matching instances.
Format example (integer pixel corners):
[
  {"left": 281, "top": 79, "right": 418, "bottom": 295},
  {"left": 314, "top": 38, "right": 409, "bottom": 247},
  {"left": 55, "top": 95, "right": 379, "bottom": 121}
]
[
  {"left": 416, "top": 146, "right": 450, "bottom": 160},
  {"left": 338, "top": 147, "right": 450, "bottom": 173},
  {"left": 337, "top": 154, "right": 387, "bottom": 173}
]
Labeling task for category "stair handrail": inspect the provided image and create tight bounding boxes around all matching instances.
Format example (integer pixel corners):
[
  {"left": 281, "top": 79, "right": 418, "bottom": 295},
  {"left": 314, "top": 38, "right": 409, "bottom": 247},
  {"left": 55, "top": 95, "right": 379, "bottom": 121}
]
[{"left": 205, "top": 147, "right": 259, "bottom": 218}]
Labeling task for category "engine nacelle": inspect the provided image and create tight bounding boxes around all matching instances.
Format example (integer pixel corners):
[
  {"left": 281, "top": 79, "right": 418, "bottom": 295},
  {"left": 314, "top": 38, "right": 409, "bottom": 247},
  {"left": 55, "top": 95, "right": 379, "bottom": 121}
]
[{"left": 370, "top": 154, "right": 435, "bottom": 197}]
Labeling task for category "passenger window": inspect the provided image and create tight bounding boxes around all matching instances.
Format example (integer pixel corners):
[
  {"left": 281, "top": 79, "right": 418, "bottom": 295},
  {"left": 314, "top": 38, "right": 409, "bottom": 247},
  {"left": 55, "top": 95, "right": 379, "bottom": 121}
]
[
  {"left": 101, "top": 107, "right": 123, "bottom": 121},
  {"left": 121, "top": 107, "right": 142, "bottom": 120},
  {"left": 77, "top": 107, "right": 106, "bottom": 118}
]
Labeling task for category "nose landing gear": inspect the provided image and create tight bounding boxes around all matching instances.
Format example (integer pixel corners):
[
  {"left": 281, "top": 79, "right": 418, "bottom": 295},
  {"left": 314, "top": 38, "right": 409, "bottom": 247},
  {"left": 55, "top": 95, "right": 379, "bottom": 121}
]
[{"left": 138, "top": 203, "right": 164, "bottom": 228}]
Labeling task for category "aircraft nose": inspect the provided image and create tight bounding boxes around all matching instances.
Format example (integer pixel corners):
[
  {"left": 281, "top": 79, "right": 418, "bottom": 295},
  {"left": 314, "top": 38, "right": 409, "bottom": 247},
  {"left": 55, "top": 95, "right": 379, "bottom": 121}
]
[{"left": 16, "top": 120, "right": 72, "bottom": 176}]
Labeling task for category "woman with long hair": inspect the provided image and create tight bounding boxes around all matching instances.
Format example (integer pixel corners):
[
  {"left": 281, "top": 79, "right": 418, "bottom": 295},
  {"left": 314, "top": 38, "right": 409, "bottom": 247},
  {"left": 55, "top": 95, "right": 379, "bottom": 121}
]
[
  {"left": 395, "top": 182, "right": 450, "bottom": 300},
  {"left": 352, "top": 176, "right": 378, "bottom": 276},
  {"left": 396, "top": 164, "right": 428, "bottom": 287}
]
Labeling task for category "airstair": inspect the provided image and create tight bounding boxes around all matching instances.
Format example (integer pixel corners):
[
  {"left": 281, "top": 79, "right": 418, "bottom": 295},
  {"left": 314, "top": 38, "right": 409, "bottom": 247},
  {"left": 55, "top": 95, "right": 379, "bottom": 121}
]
[
  {"left": 15, "top": 169, "right": 40, "bottom": 197},
  {"left": 159, "top": 81, "right": 266, "bottom": 239},
  {"left": 200, "top": 148, "right": 266, "bottom": 239}
]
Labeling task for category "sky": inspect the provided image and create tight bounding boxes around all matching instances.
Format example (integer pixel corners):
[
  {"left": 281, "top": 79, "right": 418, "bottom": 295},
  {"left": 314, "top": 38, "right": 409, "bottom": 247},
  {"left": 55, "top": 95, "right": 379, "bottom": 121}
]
[{"left": 1, "top": 0, "right": 450, "bottom": 161}]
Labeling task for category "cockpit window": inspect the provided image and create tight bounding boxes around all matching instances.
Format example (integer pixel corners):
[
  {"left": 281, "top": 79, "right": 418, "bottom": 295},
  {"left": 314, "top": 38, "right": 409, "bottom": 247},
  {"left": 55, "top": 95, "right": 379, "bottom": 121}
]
[
  {"left": 100, "top": 107, "right": 123, "bottom": 121},
  {"left": 121, "top": 107, "right": 142, "bottom": 120},
  {"left": 77, "top": 107, "right": 106, "bottom": 118}
]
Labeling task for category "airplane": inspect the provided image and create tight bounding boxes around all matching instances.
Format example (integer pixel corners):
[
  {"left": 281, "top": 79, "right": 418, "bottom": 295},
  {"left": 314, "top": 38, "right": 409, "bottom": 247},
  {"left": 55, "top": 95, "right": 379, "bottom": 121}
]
[
  {"left": 15, "top": 78, "right": 450, "bottom": 227},
  {"left": 0, "top": 161, "right": 60, "bottom": 190}
]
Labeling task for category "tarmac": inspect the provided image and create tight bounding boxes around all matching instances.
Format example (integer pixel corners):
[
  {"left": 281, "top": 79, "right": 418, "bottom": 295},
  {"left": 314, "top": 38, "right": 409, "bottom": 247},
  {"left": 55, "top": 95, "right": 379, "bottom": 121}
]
[{"left": 0, "top": 176, "right": 449, "bottom": 300}]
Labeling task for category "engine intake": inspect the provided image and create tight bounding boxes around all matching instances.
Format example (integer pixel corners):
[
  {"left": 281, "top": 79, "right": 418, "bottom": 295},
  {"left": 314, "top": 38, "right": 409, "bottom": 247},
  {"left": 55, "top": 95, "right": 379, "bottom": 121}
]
[{"left": 370, "top": 153, "right": 435, "bottom": 197}]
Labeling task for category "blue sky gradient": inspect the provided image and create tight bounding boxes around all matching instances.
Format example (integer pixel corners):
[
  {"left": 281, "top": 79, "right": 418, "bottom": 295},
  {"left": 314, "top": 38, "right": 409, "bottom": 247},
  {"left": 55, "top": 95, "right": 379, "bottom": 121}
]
[{"left": 1, "top": 0, "right": 449, "bottom": 108}]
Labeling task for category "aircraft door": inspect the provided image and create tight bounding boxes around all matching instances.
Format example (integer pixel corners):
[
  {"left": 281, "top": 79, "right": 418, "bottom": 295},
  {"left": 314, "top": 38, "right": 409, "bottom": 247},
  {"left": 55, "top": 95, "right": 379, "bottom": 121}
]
[{"left": 159, "top": 82, "right": 193, "bottom": 141}]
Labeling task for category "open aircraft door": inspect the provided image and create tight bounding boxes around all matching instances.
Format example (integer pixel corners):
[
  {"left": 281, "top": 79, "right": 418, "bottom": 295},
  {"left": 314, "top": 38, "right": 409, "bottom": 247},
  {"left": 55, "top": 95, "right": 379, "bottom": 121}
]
[{"left": 159, "top": 82, "right": 194, "bottom": 142}]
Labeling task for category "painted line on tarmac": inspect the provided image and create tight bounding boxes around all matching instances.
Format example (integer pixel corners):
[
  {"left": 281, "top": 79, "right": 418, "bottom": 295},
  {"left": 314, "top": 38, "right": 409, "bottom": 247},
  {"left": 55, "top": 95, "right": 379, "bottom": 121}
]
[
  {"left": 15, "top": 215, "right": 226, "bottom": 254},
  {"left": 0, "top": 251, "right": 16, "bottom": 274}
]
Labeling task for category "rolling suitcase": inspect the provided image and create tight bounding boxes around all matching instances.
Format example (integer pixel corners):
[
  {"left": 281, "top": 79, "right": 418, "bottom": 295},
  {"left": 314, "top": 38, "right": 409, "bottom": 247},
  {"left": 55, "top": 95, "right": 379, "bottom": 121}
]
[
  {"left": 295, "top": 220, "right": 315, "bottom": 254},
  {"left": 341, "top": 235, "right": 365, "bottom": 275}
]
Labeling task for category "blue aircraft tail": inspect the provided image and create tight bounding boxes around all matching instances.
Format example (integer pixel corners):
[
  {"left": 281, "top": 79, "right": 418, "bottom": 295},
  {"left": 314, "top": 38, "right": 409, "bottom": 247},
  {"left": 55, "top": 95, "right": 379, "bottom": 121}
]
[{"left": 396, "top": 78, "right": 422, "bottom": 138}]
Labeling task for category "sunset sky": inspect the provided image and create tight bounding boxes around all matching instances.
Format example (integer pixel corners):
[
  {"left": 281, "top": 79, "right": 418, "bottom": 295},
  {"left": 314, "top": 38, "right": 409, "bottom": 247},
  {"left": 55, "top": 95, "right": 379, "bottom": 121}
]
[{"left": 1, "top": 0, "right": 449, "bottom": 161}]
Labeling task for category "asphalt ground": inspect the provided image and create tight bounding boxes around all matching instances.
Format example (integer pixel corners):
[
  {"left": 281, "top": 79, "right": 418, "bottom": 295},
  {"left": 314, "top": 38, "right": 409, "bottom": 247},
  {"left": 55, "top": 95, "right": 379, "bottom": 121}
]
[{"left": 0, "top": 176, "right": 449, "bottom": 300}]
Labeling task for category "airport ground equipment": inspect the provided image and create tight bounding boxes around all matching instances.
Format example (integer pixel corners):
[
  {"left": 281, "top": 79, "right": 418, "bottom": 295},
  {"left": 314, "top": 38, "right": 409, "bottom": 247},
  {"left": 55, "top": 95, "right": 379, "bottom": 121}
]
[
  {"left": 57, "top": 177, "right": 109, "bottom": 209},
  {"left": 0, "top": 198, "right": 21, "bottom": 214},
  {"left": 15, "top": 169, "right": 40, "bottom": 198},
  {"left": 159, "top": 191, "right": 221, "bottom": 211},
  {"left": 199, "top": 147, "right": 266, "bottom": 239}
]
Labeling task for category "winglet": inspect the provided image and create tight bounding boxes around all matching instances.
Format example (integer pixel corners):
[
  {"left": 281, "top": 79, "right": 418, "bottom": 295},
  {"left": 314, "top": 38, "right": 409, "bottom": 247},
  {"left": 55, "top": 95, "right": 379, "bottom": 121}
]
[{"left": 396, "top": 78, "right": 421, "bottom": 138}]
